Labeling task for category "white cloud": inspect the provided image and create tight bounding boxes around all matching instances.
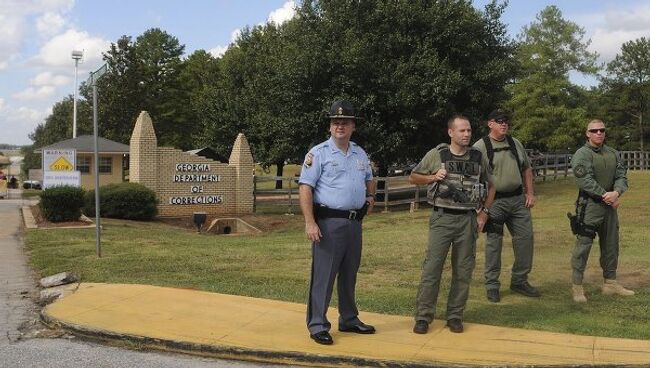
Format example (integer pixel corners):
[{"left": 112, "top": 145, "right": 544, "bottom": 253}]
[
  {"left": 31, "top": 71, "right": 70, "bottom": 86},
  {"left": 32, "top": 29, "right": 111, "bottom": 68},
  {"left": 583, "top": 5, "right": 650, "bottom": 63},
  {"left": 208, "top": 46, "right": 228, "bottom": 58},
  {"left": 603, "top": 6, "right": 650, "bottom": 32},
  {"left": 0, "top": 98, "right": 5, "bottom": 111},
  {"left": 589, "top": 29, "right": 649, "bottom": 62},
  {"left": 0, "top": 13, "right": 24, "bottom": 69},
  {"left": 36, "top": 12, "right": 66, "bottom": 37},
  {"left": 0, "top": 0, "right": 74, "bottom": 70},
  {"left": 230, "top": 28, "right": 242, "bottom": 43},
  {"left": 268, "top": 1, "right": 296, "bottom": 25},
  {"left": 13, "top": 86, "right": 57, "bottom": 100},
  {"left": 0, "top": 104, "right": 50, "bottom": 144},
  {"left": 207, "top": 2, "right": 295, "bottom": 59}
]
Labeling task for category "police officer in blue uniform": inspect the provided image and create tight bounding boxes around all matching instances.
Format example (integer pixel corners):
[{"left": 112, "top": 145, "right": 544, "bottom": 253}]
[{"left": 299, "top": 100, "right": 376, "bottom": 345}]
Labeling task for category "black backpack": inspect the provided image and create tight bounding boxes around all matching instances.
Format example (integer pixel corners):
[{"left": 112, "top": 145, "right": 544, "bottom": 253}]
[{"left": 482, "top": 135, "right": 522, "bottom": 173}]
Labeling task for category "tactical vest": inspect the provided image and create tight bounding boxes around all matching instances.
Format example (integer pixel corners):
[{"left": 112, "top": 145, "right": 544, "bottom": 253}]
[{"left": 427, "top": 144, "right": 486, "bottom": 210}]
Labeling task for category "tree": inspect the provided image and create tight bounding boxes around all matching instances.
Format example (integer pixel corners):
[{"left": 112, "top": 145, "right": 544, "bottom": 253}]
[
  {"left": 84, "top": 28, "right": 188, "bottom": 147},
  {"left": 197, "top": 0, "right": 517, "bottom": 180},
  {"left": 604, "top": 37, "right": 650, "bottom": 151},
  {"left": 517, "top": 6, "right": 598, "bottom": 78},
  {"left": 507, "top": 5, "right": 599, "bottom": 151}
]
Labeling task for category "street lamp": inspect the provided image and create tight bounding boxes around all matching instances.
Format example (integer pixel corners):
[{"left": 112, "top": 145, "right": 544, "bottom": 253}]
[{"left": 71, "top": 50, "right": 83, "bottom": 138}]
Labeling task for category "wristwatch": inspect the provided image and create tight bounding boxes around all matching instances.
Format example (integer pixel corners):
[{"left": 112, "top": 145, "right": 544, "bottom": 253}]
[{"left": 482, "top": 207, "right": 490, "bottom": 214}]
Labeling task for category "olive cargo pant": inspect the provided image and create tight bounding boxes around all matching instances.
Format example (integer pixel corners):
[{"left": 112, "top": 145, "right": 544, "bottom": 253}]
[
  {"left": 571, "top": 199, "right": 619, "bottom": 284},
  {"left": 415, "top": 209, "right": 477, "bottom": 323},
  {"left": 484, "top": 195, "right": 534, "bottom": 290}
]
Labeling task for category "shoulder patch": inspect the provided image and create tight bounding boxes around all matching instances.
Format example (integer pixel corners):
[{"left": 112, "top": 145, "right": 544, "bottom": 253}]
[
  {"left": 574, "top": 164, "right": 587, "bottom": 178},
  {"left": 303, "top": 152, "right": 314, "bottom": 168}
]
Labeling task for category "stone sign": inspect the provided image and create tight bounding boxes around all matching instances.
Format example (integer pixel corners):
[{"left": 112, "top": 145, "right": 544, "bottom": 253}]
[{"left": 129, "top": 111, "right": 254, "bottom": 217}]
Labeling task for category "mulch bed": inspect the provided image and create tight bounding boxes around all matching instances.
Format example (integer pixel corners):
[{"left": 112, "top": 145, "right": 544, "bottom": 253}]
[{"left": 30, "top": 205, "right": 93, "bottom": 228}]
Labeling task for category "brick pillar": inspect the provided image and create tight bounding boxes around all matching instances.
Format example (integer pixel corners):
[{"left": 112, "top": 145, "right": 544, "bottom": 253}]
[
  {"left": 229, "top": 133, "right": 254, "bottom": 214},
  {"left": 129, "top": 111, "right": 158, "bottom": 192}
]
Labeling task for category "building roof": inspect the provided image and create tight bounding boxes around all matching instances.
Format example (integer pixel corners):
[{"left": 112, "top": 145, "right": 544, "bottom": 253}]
[{"left": 36, "top": 135, "right": 130, "bottom": 154}]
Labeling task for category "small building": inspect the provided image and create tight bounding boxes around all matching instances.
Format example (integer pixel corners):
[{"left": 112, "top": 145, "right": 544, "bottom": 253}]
[{"left": 37, "top": 135, "right": 130, "bottom": 190}]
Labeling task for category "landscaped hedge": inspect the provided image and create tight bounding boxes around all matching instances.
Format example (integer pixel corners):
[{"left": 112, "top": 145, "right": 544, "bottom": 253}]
[
  {"left": 39, "top": 186, "right": 85, "bottom": 222},
  {"left": 84, "top": 182, "right": 158, "bottom": 220}
]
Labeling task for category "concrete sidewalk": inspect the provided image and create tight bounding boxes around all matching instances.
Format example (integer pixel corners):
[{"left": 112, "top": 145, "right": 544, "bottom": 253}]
[{"left": 42, "top": 283, "right": 650, "bottom": 367}]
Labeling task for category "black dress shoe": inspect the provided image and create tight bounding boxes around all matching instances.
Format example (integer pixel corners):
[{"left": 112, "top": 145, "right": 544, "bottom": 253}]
[
  {"left": 413, "top": 320, "right": 429, "bottom": 334},
  {"left": 446, "top": 318, "right": 463, "bottom": 333},
  {"left": 510, "top": 282, "right": 541, "bottom": 297},
  {"left": 487, "top": 289, "right": 500, "bottom": 303},
  {"left": 338, "top": 322, "right": 376, "bottom": 334},
  {"left": 310, "top": 331, "right": 333, "bottom": 345}
]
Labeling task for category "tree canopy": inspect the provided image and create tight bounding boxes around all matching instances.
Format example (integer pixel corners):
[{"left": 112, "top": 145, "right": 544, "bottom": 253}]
[{"left": 507, "top": 5, "right": 598, "bottom": 151}]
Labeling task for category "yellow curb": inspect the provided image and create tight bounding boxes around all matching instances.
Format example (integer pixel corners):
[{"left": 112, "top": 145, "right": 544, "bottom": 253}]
[{"left": 42, "top": 283, "right": 650, "bottom": 367}]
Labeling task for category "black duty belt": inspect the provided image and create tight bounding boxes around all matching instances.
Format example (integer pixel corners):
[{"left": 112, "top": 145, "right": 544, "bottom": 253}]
[
  {"left": 495, "top": 186, "right": 523, "bottom": 199},
  {"left": 314, "top": 204, "right": 368, "bottom": 221},
  {"left": 433, "top": 206, "right": 473, "bottom": 215}
]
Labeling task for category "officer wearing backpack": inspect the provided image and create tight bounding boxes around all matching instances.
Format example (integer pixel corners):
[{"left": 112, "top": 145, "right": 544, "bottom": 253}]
[{"left": 473, "top": 109, "right": 540, "bottom": 302}]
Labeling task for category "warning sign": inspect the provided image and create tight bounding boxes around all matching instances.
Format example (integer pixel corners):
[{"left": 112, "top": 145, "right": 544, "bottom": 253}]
[
  {"left": 43, "top": 149, "right": 76, "bottom": 172},
  {"left": 50, "top": 157, "right": 74, "bottom": 171}
]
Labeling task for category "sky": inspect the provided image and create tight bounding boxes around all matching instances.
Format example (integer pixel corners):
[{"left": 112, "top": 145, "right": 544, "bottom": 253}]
[{"left": 1, "top": 0, "right": 649, "bottom": 146}]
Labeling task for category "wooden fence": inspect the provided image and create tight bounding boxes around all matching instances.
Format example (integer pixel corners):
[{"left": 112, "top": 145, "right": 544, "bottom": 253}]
[{"left": 254, "top": 150, "right": 650, "bottom": 213}]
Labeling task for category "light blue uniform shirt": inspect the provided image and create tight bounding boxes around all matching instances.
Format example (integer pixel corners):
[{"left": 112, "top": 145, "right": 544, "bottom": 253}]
[{"left": 299, "top": 137, "right": 373, "bottom": 210}]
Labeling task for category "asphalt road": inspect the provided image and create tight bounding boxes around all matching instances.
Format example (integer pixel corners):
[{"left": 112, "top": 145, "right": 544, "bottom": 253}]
[{"left": 0, "top": 193, "right": 290, "bottom": 368}]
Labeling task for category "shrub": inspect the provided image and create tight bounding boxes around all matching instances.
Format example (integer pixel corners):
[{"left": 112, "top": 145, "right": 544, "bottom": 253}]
[
  {"left": 84, "top": 182, "right": 158, "bottom": 220},
  {"left": 40, "top": 186, "right": 85, "bottom": 222}
]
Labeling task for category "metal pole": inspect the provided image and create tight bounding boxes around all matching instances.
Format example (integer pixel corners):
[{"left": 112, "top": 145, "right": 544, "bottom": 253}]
[
  {"left": 73, "top": 58, "right": 79, "bottom": 138},
  {"left": 92, "top": 82, "right": 101, "bottom": 257}
]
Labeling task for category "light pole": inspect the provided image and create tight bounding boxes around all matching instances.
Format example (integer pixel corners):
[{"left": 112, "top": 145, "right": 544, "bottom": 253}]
[{"left": 71, "top": 50, "right": 83, "bottom": 138}]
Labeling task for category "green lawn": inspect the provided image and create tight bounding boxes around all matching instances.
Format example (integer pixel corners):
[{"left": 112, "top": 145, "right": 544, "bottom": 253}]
[
  {"left": 254, "top": 164, "right": 301, "bottom": 190},
  {"left": 25, "top": 171, "right": 650, "bottom": 340}
]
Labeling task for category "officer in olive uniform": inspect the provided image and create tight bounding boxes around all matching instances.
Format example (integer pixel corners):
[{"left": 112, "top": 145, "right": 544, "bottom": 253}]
[
  {"left": 299, "top": 100, "right": 376, "bottom": 345},
  {"left": 410, "top": 115, "right": 495, "bottom": 334},
  {"left": 473, "top": 109, "right": 540, "bottom": 303},
  {"left": 569, "top": 119, "right": 633, "bottom": 303}
]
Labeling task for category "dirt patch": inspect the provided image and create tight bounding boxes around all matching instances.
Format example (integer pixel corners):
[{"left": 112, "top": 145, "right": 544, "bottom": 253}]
[
  {"left": 30, "top": 205, "right": 93, "bottom": 228},
  {"left": 584, "top": 268, "right": 650, "bottom": 289}
]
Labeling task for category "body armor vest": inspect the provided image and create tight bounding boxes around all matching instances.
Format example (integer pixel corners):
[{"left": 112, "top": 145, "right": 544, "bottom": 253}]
[{"left": 427, "top": 144, "right": 486, "bottom": 210}]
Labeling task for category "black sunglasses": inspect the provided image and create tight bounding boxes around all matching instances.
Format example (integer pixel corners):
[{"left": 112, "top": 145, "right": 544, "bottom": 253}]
[
  {"left": 493, "top": 119, "right": 508, "bottom": 125},
  {"left": 588, "top": 128, "right": 606, "bottom": 133}
]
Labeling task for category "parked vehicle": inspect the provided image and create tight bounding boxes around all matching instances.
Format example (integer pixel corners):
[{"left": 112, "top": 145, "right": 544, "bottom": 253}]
[
  {"left": 0, "top": 174, "right": 7, "bottom": 198},
  {"left": 23, "top": 180, "right": 42, "bottom": 190}
]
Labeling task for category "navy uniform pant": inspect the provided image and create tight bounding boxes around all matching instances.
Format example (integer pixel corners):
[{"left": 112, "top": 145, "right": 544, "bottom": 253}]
[{"left": 307, "top": 217, "right": 362, "bottom": 334}]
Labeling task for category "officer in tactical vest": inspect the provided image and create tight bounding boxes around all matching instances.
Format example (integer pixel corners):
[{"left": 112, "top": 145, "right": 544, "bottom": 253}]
[
  {"left": 410, "top": 115, "right": 495, "bottom": 334},
  {"left": 569, "top": 119, "right": 633, "bottom": 303},
  {"left": 473, "top": 109, "right": 540, "bottom": 303},
  {"left": 299, "top": 100, "right": 376, "bottom": 345}
]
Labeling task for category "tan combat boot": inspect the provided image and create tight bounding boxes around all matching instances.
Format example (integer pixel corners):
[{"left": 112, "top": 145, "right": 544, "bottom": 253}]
[
  {"left": 602, "top": 279, "right": 635, "bottom": 296},
  {"left": 572, "top": 284, "right": 587, "bottom": 303}
]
